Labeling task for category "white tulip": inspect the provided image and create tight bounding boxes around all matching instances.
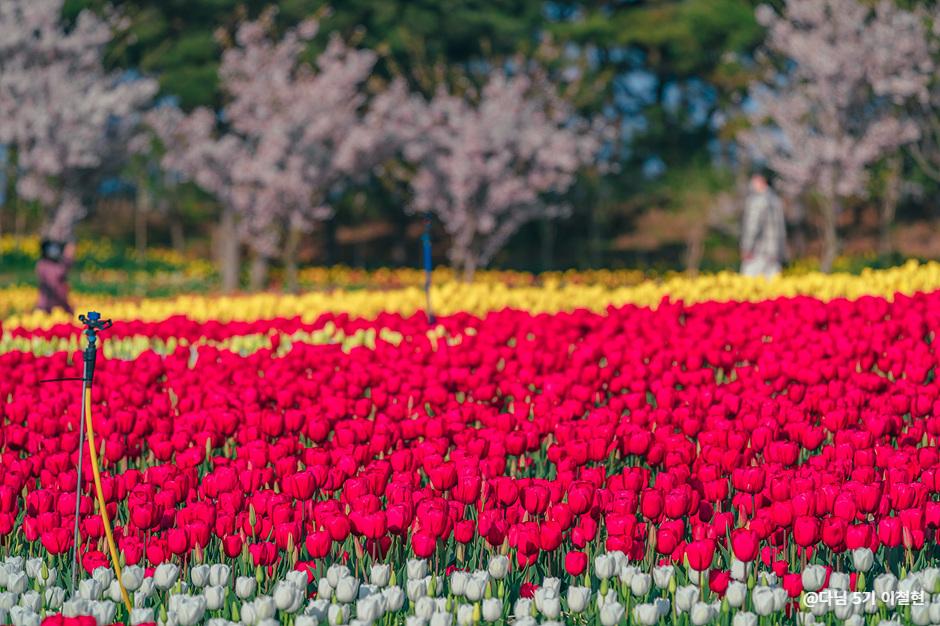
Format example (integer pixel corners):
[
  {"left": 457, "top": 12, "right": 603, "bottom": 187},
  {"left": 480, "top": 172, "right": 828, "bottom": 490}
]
[
  {"left": 796, "top": 612, "right": 816, "bottom": 626},
  {"left": 732, "top": 612, "right": 758, "bottom": 626},
  {"left": 726, "top": 581, "right": 747, "bottom": 608},
  {"left": 450, "top": 572, "right": 468, "bottom": 596},
  {"left": 357, "top": 583, "right": 378, "bottom": 601},
  {"left": 433, "top": 597, "right": 448, "bottom": 614},
  {"left": 676, "top": 585, "right": 699, "bottom": 612},
  {"left": 254, "top": 595, "right": 276, "bottom": 620},
  {"left": 567, "top": 586, "right": 591, "bottom": 613},
  {"left": 513, "top": 619, "right": 537, "bottom": 626},
  {"left": 840, "top": 616, "right": 863, "bottom": 626},
  {"left": 415, "top": 597, "right": 435, "bottom": 620},
  {"left": 154, "top": 563, "right": 179, "bottom": 590},
  {"left": 809, "top": 591, "right": 829, "bottom": 617},
  {"left": 801, "top": 565, "right": 826, "bottom": 592},
  {"left": 91, "top": 567, "right": 114, "bottom": 589},
  {"left": 828, "top": 571, "right": 849, "bottom": 590},
  {"left": 258, "top": 620, "right": 280, "bottom": 626},
  {"left": 772, "top": 587, "right": 787, "bottom": 611},
  {"left": 121, "top": 565, "right": 144, "bottom": 588},
  {"left": 92, "top": 600, "right": 118, "bottom": 626},
  {"left": 317, "top": 577, "right": 333, "bottom": 600},
  {"left": 633, "top": 603, "right": 658, "bottom": 626},
  {"left": 205, "top": 585, "right": 227, "bottom": 611},
  {"left": 539, "top": 594, "right": 561, "bottom": 619},
  {"left": 929, "top": 601, "right": 940, "bottom": 623},
  {"left": 456, "top": 604, "right": 474, "bottom": 626},
  {"left": 405, "top": 617, "right": 427, "bottom": 626},
  {"left": 652, "top": 565, "right": 674, "bottom": 589},
  {"left": 849, "top": 547, "right": 873, "bottom": 572},
  {"left": 135, "top": 578, "right": 155, "bottom": 606},
  {"left": 294, "top": 617, "right": 317, "bottom": 626},
  {"left": 482, "top": 598, "right": 502, "bottom": 622},
  {"left": 107, "top": 579, "right": 124, "bottom": 603},
  {"left": 273, "top": 582, "right": 299, "bottom": 612},
  {"left": 429, "top": 612, "right": 453, "bottom": 626},
  {"left": 594, "top": 554, "right": 616, "bottom": 580},
  {"left": 833, "top": 600, "right": 854, "bottom": 621},
  {"left": 752, "top": 586, "right": 775, "bottom": 616},
  {"left": 730, "top": 558, "right": 749, "bottom": 582},
  {"left": 874, "top": 573, "right": 898, "bottom": 605},
  {"left": 899, "top": 575, "right": 923, "bottom": 595},
  {"left": 0, "top": 593, "right": 17, "bottom": 611},
  {"left": 241, "top": 601, "right": 260, "bottom": 626},
  {"left": 513, "top": 598, "right": 533, "bottom": 619},
  {"left": 599, "top": 600, "right": 625, "bottom": 626},
  {"left": 189, "top": 565, "right": 209, "bottom": 588},
  {"left": 356, "top": 595, "right": 383, "bottom": 623},
  {"left": 78, "top": 578, "right": 102, "bottom": 601},
  {"left": 486, "top": 556, "right": 509, "bottom": 580},
  {"left": 61, "top": 598, "right": 90, "bottom": 618},
  {"left": 619, "top": 565, "right": 639, "bottom": 586},
  {"left": 630, "top": 573, "right": 652, "bottom": 597},
  {"left": 23, "top": 560, "right": 42, "bottom": 581},
  {"left": 327, "top": 603, "right": 348, "bottom": 626},
  {"left": 912, "top": 602, "right": 931, "bottom": 626},
  {"left": 542, "top": 577, "right": 561, "bottom": 595},
  {"left": 407, "top": 579, "right": 427, "bottom": 602},
  {"left": 209, "top": 564, "right": 231, "bottom": 587},
  {"left": 335, "top": 577, "right": 360, "bottom": 604},
  {"left": 370, "top": 564, "right": 391, "bottom": 588},
  {"left": 180, "top": 596, "right": 208, "bottom": 626},
  {"left": 691, "top": 601, "right": 715, "bottom": 626},
  {"left": 407, "top": 560, "right": 428, "bottom": 580},
  {"left": 326, "top": 565, "right": 350, "bottom": 589},
  {"left": 464, "top": 572, "right": 487, "bottom": 602},
  {"left": 383, "top": 586, "right": 405, "bottom": 612},
  {"left": 305, "top": 598, "right": 330, "bottom": 620},
  {"left": 10, "top": 606, "right": 39, "bottom": 626},
  {"left": 757, "top": 571, "right": 778, "bottom": 587},
  {"left": 44, "top": 586, "right": 65, "bottom": 610},
  {"left": 129, "top": 608, "right": 155, "bottom": 626},
  {"left": 235, "top": 577, "right": 257, "bottom": 599},
  {"left": 17, "top": 591, "right": 39, "bottom": 614},
  {"left": 655, "top": 597, "right": 671, "bottom": 616},
  {"left": 6, "top": 573, "right": 27, "bottom": 595}
]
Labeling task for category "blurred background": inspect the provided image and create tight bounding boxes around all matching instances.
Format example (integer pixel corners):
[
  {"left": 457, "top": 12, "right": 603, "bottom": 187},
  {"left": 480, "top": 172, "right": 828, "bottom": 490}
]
[{"left": 3, "top": 0, "right": 940, "bottom": 294}]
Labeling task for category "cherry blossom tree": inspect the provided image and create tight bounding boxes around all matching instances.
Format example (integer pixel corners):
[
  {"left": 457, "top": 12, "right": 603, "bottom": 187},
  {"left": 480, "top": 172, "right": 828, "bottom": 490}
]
[
  {"left": 151, "top": 10, "right": 406, "bottom": 291},
  {"left": 404, "top": 67, "right": 607, "bottom": 280},
  {"left": 0, "top": 0, "right": 157, "bottom": 241},
  {"left": 741, "top": 0, "right": 933, "bottom": 272}
]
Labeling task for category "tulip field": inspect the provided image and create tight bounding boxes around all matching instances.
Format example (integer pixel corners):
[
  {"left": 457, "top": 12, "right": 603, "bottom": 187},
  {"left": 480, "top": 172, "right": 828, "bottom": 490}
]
[{"left": 9, "top": 264, "right": 940, "bottom": 626}]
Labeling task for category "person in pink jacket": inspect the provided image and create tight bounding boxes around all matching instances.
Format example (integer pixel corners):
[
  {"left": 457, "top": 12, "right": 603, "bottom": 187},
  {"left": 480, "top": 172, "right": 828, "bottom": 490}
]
[{"left": 36, "top": 239, "right": 75, "bottom": 314}]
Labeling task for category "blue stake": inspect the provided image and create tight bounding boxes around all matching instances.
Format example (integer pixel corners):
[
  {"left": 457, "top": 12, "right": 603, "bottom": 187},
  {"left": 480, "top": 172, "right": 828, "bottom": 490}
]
[{"left": 422, "top": 214, "right": 434, "bottom": 324}]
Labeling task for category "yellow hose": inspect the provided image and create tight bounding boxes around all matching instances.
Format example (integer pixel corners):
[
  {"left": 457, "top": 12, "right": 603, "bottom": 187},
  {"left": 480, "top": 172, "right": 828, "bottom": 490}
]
[{"left": 84, "top": 387, "right": 133, "bottom": 612}]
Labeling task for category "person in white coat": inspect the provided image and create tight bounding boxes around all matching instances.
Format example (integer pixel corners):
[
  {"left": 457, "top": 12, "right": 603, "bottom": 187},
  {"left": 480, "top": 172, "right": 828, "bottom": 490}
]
[{"left": 740, "top": 171, "right": 786, "bottom": 278}]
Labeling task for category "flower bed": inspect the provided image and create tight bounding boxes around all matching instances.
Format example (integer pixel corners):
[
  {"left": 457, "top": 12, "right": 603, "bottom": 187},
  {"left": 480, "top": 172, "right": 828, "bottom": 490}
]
[{"left": 2, "top": 288, "right": 940, "bottom": 624}]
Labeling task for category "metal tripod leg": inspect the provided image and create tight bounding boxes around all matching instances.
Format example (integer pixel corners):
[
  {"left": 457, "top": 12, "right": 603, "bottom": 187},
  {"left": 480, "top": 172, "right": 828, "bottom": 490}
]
[{"left": 70, "top": 377, "right": 88, "bottom": 596}]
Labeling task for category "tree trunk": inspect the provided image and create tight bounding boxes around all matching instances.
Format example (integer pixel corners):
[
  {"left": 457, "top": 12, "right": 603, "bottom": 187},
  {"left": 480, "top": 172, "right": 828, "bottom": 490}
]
[
  {"left": 539, "top": 217, "right": 555, "bottom": 273},
  {"left": 685, "top": 222, "right": 705, "bottom": 277},
  {"left": 249, "top": 253, "right": 269, "bottom": 291},
  {"left": 283, "top": 225, "right": 303, "bottom": 293},
  {"left": 879, "top": 154, "right": 902, "bottom": 258},
  {"left": 134, "top": 200, "right": 148, "bottom": 258},
  {"left": 820, "top": 197, "right": 839, "bottom": 273},
  {"left": 169, "top": 217, "right": 186, "bottom": 254},
  {"left": 216, "top": 208, "right": 240, "bottom": 293}
]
